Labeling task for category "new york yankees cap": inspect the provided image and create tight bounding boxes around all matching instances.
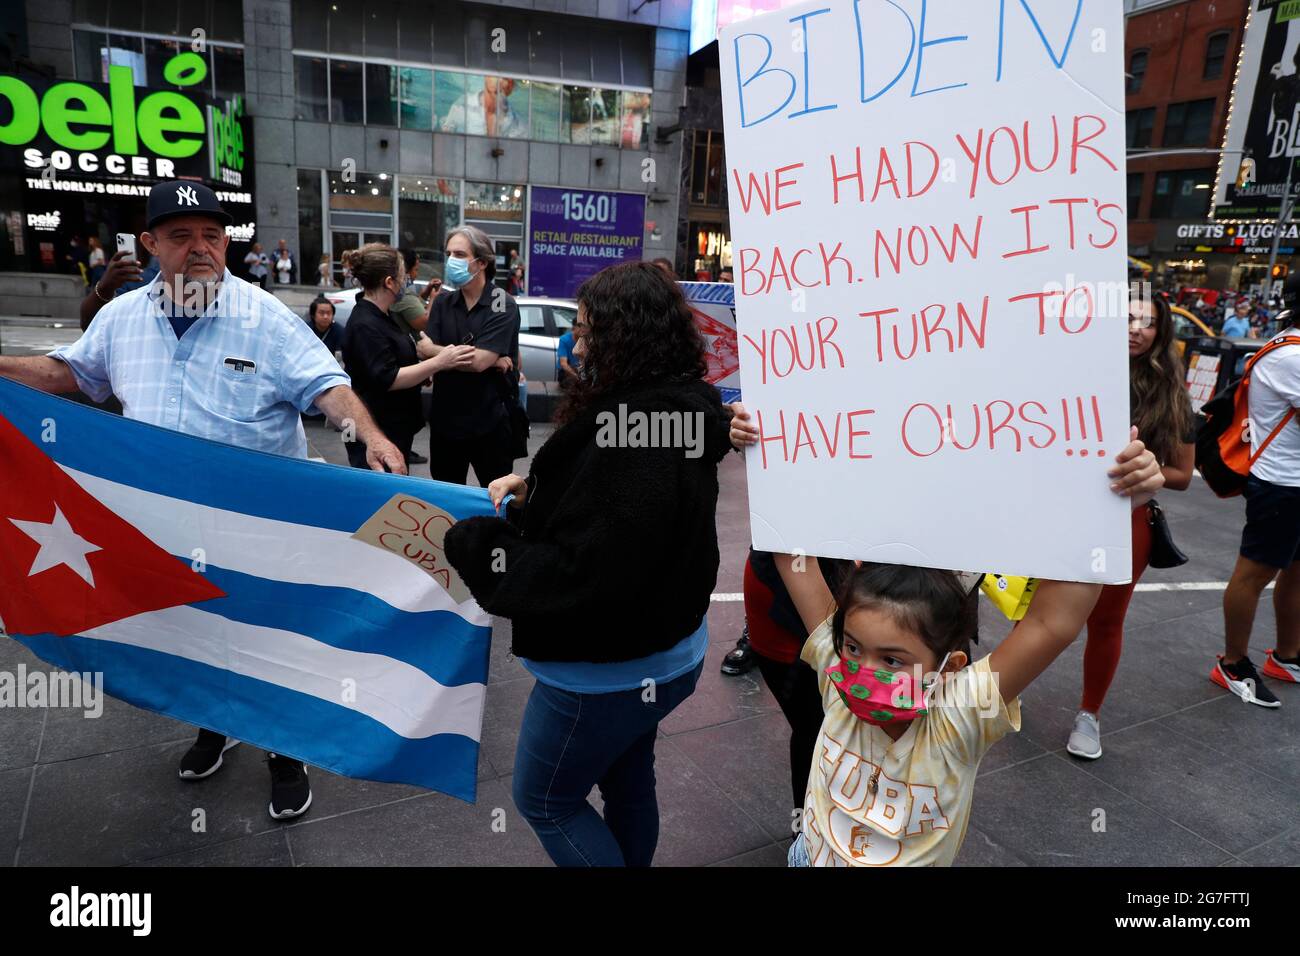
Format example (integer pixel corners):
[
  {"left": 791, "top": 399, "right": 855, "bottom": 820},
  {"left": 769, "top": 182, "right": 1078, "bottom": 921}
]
[{"left": 146, "top": 180, "right": 232, "bottom": 230}]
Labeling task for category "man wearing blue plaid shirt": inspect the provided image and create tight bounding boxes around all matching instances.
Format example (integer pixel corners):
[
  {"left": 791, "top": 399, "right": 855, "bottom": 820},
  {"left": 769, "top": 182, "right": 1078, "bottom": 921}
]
[{"left": 0, "top": 180, "right": 405, "bottom": 820}]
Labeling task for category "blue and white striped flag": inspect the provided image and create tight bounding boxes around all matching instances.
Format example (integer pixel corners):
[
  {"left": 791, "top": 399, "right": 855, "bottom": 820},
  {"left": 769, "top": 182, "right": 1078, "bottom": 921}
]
[{"left": 0, "top": 377, "right": 494, "bottom": 802}]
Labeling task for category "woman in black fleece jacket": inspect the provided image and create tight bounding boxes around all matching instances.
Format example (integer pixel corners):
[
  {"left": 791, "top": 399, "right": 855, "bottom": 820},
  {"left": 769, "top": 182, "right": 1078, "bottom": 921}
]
[{"left": 444, "top": 261, "right": 732, "bottom": 866}]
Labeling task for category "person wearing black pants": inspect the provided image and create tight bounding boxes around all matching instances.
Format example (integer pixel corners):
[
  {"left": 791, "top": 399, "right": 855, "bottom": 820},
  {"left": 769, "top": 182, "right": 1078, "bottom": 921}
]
[
  {"left": 743, "top": 549, "right": 847, "bottom": 814},
  {"left": 426, "top": 225, "right": 521, "bottom": 486},
  {"left": 753, "top": 652, "right": 825, "bottom": 813},
  {"left": 339, "top": 244, "right": 475, "bottom": 469}
]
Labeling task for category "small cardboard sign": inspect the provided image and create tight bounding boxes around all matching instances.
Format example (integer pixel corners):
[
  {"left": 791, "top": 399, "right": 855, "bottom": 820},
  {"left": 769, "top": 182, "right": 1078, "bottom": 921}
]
[{"left": 351, "top": 494, "right": 472, "bottom": 605}]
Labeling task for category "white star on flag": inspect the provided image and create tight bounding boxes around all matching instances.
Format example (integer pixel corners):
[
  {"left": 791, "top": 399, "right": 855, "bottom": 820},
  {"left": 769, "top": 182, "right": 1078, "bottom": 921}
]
[{"left": 9, "top": 504, "right": 102, "bottom": 587}]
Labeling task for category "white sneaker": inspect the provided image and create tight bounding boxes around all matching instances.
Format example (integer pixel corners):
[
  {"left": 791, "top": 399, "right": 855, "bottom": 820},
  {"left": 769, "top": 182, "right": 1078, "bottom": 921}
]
[{"left": 1066, "top": 711, "right": 1102, "bottom": 759}]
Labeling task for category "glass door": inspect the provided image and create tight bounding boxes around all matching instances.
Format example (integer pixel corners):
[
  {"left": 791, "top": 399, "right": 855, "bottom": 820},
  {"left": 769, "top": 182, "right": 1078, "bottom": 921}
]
[{"left": 330, "top": 230, "right": 359, "bottom": 287}]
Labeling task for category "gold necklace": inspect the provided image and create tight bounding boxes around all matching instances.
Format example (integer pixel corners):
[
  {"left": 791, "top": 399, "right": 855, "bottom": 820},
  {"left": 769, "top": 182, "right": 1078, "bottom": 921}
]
[{"left": 868, "top": 730, "right": 891, "bottom": 795}]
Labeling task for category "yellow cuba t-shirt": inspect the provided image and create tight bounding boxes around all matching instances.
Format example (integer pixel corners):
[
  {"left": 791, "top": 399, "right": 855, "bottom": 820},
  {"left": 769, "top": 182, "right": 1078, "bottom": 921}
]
[{"left": 799, "top": 616, "right": 1021, "bottom": 867}]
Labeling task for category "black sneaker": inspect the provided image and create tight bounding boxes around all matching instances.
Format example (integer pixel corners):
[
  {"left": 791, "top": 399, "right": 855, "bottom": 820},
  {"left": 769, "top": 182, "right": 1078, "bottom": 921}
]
[
  {"left": 721, "top": 625, "right": 756, "bottom": 676},
  {"left": 406, "top": 450, "right": 429, "bottom": 465},
  {"left": 178, "top": 729, "right": 239, "bottom": 780},
  {"left": 267, "top": 754, "right": 313, "bottom": 820},
  {"left": 1211, "top": 656, "right": 1281, "bottom": 708}
]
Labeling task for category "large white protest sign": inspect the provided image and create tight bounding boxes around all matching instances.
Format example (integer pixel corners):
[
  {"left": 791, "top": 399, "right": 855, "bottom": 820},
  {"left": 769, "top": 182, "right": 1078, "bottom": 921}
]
[{"left": 720, "top": 0, "right": 1132, "bottom": 584}]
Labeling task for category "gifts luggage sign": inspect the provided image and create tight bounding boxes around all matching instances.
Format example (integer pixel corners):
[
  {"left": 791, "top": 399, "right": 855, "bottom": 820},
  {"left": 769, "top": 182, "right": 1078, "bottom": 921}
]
[{"left": 720, "top": 0, "right": 1132, "bottom": 583}]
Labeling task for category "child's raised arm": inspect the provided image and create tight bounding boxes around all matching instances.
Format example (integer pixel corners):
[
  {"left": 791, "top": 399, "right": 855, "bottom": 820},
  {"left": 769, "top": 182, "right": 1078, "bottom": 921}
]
[
  {"left": 987, "top": 580, "right": 1101, "bottom": 703},
  {"left": 773, "top": 553, "right": 838, "bottom": 636}
]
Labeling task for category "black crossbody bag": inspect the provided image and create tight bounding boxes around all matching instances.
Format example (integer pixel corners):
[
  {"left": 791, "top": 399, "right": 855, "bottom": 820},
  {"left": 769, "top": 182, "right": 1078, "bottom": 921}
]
[{"left": 1146, "top": 499, "right": 1188, "bottom": 569}]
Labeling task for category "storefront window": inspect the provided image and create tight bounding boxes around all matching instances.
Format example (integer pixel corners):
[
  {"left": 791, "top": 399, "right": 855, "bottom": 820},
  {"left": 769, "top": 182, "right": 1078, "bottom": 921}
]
[
  {"left": 566, "top": 86, "right": 592, "bottom": 144},
  {"left": 398, "top": 67, "right": 434, "bottom": 131},
  {"left": 589, "top": 89, "right": 621, "bottom": 146},
  {"left": 531, "top": 82, "right": 562, "bottom": 142},
  {"left": 365, "top": 63, "right": 397, "bottom": 128},
  {"left": 397, "top": 177, "right": 461, "bottom": 278},
  {"left": 435, "top": 71, "right": 471, "bottom": 133},
  {"left": 464, "top": 181, "right": 525, "bottom": 222},
  {"left": 295, "top": 56, "right": 330, "bottom": 121},
  {"left": 330, "top": 59, "right": 365, "bottom": 124},
  {"left": 495, "top": 78, "right": 530, "bottom": 139},
  {"left": 297, "top": 169, "right": 325, "bottom": 288},
  {"left": 329, "top": 169, "right": 393, "bottom": 211},
  {"left": 621, "top": 92, "right": 651, "bottom": 149}
]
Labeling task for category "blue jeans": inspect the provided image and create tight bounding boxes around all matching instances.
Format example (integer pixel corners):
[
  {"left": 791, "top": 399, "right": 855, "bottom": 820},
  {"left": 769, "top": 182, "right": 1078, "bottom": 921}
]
[{"left": 512, "top": 661, "right": 704, "bottom": 866}]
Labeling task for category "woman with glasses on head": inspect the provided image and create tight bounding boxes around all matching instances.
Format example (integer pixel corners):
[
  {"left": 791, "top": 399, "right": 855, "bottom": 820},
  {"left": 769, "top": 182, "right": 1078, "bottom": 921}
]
[
  {"left": 339, "top": 244, "right": 476, "bottom": 470},
  {"left": 1065, "top": 293, "right": 1195, "bottom": 760}
]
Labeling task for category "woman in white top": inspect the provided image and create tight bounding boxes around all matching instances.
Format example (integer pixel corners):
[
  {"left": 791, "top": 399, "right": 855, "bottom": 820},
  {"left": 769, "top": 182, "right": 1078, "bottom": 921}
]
[{"left": 275, "top": 248, "right": 293, "bottom": 284}]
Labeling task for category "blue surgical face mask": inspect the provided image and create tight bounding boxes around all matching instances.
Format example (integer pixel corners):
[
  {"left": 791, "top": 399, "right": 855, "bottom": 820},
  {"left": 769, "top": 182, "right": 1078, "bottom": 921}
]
[{"left": 444, "top": 257, "right": 475, "bottom": 287}]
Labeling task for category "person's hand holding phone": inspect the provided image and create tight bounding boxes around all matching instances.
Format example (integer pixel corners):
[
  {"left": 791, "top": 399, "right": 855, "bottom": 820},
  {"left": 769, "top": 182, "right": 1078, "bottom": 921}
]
[{"left": 99, "top": 250, "right": 144, "bottom": 296}]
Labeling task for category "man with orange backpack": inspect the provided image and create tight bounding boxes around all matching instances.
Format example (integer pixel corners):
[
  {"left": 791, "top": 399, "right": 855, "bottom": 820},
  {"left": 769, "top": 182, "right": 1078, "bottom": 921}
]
[{"left": 1209, "top": 277, "right": 1300, "bottom": 707}]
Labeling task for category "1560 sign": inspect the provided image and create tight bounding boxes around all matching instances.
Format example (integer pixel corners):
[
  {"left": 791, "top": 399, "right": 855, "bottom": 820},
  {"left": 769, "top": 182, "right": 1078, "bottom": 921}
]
[{"left": 0, "top": 51, "right": 244, "bottom": 185}]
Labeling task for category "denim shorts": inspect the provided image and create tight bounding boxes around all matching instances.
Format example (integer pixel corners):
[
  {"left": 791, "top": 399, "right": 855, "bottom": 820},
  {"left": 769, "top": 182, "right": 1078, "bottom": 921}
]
[
  {"left": 1241, "top": 474, "right": 1300, "bottom": 569},
  {"left": 788, "top": 832, "right": 810, "bottom": 867}
]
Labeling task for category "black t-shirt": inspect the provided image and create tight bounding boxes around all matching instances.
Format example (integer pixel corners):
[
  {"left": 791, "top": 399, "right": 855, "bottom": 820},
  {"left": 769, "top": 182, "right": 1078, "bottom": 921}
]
[
  {"left": 427, "top": 286, "right": 521, "bottom": 439},
  {"left": 342, "top": 297, "right": 424, "bottom": 446}
]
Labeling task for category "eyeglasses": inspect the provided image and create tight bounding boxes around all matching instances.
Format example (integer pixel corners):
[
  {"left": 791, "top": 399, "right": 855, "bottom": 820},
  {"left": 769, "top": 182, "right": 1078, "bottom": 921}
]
[{"left": 1128, "top": 315, "right": 1155, "bottom": 330}]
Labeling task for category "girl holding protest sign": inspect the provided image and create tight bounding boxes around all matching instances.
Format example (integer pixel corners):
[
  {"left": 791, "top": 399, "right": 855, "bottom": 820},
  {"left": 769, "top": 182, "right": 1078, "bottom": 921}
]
[
  {"left": 727, "top": 407, "right": 1165, "bottom": 863},
  {"left": 778, "top": 560, "right": 1099, "bottom": 866},
  {"left": 1065, "top": 294, "right": 1194, "bottom": 760}
]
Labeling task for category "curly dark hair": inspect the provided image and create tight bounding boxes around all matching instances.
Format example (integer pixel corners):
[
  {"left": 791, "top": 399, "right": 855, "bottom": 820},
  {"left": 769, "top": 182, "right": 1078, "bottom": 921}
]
[{"left": 556, "top": 261, "right": 707, "bottom": 424}]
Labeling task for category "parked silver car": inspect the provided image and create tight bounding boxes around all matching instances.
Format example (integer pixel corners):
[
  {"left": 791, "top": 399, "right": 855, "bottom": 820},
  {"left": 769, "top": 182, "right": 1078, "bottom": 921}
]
[{"left": 323, "top": 285, "right": 575, "bottom": 389}]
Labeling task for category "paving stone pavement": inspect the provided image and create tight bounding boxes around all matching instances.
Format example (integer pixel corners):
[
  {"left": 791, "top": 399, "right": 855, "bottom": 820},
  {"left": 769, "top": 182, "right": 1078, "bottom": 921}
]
[{"left": 2, "top": 419, "right": 1297, "bottom": 866}]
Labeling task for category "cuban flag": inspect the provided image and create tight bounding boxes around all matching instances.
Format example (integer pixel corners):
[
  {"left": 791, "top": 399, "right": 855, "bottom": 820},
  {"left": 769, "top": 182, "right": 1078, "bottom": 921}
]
[{"left": 0, "top": 377, "right": 495, "bottom": 802}]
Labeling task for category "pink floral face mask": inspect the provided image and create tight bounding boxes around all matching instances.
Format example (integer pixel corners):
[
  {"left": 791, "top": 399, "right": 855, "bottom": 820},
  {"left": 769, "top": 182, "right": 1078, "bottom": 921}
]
[{"left": 825, "top": 653, "right": 950, "bottom": 725}]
